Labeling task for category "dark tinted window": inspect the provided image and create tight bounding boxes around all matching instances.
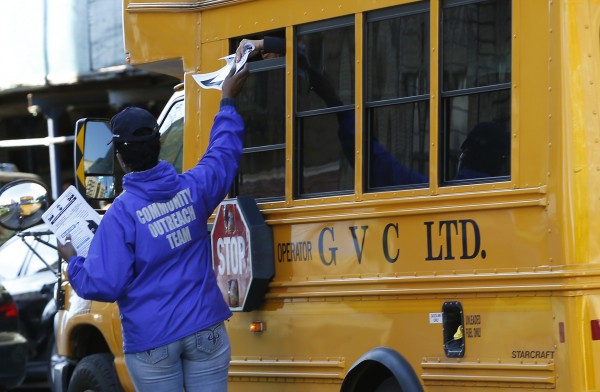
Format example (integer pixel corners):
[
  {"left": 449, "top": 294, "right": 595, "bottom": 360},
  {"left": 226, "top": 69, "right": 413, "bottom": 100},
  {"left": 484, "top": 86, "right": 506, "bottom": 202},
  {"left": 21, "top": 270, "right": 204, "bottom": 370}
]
[
  {"left": 365, "top": 3, "right": 430, "bottom": 190},
  {"left": 295, "top": 17, "right": 355, "bottom": 197},
  {"left": 235, "top": 34, "right": 286, "bottom": 200},
  {"left": 441, "top": 0, "right": 511, "bottom": 184}
]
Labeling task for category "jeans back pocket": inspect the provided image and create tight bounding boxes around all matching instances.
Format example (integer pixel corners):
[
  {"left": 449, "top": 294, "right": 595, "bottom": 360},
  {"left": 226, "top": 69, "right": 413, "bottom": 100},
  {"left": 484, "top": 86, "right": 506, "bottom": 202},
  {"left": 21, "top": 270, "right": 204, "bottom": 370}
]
[
  {"left": 135, "top": 346, "right": 169, "bottom": 365},
  {"left": 196, "top": 322, "right": 225, "bottom": 354}
]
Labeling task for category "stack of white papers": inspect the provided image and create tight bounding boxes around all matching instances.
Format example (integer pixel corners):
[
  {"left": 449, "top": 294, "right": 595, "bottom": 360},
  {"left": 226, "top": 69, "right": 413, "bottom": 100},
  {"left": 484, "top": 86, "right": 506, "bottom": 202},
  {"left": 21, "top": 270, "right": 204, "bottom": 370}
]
[{"left": 42, "top": 186, "right": 101, "bottom": 257}]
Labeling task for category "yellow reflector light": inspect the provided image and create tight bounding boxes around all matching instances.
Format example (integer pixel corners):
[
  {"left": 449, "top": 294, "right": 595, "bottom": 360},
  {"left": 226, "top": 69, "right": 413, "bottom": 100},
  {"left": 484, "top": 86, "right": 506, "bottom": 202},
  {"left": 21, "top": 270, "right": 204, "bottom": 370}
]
[{"left": 249, "top": 321, "right": 265, "bottom": 333}]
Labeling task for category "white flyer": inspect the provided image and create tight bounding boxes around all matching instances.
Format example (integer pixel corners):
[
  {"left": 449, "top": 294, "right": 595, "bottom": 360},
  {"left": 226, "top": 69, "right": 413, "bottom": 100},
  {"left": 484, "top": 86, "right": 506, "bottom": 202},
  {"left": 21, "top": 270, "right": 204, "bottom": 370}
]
[
  {"left": 41, "top": 185, "right": 101, "bottom": 257},
  {"left": 192, "top": 43, "right": 254, "bottom": 90}
]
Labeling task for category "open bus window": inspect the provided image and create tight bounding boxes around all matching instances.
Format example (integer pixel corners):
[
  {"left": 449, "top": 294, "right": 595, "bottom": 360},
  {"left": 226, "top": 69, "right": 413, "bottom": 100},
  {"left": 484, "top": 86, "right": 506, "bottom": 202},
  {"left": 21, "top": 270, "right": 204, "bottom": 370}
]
[
  {"left": 440, "top": 0, "right": 511, "bottom": 184},
  {"left": 365, "top": 3, "right": 430, "bottom": 191},
  {"left": 231, "top": 31, "right": 286, "bottom": 201},
  {"left": 295, "top": 17, "right": 355, "bottom": 197}
]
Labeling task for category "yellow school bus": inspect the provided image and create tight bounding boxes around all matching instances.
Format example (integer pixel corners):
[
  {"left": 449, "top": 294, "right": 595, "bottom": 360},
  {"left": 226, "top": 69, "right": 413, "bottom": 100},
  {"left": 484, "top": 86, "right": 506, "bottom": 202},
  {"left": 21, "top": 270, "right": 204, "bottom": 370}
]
[{"left": 51, "top": 0, "right": 600, "bottom": 391}]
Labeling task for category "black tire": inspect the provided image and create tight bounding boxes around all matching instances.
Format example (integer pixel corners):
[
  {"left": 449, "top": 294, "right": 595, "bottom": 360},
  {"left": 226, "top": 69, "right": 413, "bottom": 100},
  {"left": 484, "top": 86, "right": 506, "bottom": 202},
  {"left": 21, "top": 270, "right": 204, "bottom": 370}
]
[{"left": 67, "top": 353, "right": 122, "bottom": 392}]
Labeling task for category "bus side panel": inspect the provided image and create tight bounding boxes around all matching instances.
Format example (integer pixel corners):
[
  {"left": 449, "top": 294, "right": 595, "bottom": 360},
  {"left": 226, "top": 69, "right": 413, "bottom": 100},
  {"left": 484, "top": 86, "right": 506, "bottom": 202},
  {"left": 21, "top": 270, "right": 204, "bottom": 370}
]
[
  {"left": 227, "top": 295, "right": 563, "bottom": 391},
  {"left": 270, "top": 206, "right": 550, "bottom": 277}
]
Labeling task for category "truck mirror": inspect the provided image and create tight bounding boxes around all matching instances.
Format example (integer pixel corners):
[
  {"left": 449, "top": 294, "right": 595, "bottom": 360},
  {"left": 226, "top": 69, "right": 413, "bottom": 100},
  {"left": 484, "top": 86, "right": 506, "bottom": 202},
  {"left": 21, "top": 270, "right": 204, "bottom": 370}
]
[
  {"left": 85, "top": 175, "right": 116, "bottom": 199},
  {"left": 0, "top": 180, "right": 49, "bottom": 230},
  {"left": 75, "top": 119, "right": 117, "bottom": 201}
]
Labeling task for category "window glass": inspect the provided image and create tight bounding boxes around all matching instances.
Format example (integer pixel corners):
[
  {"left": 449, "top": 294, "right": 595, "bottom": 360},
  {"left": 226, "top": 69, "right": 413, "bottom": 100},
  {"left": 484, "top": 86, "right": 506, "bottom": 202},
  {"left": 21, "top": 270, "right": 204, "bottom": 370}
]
[
  {"left": 23, "top": 232, "right": 58, "bottom": 275},
  {"left": 367, "top": 6, "right": 430, "bottom": 101},
  {"left": 441, "top": 0, "right": 511, "bottom": 184},
  {"left": 298, "top": 111, "right": 355, "bottom": 194},
  {"left": 442, "top": 0, "right": 511, "bottom": 91},
  {"left": 239, "top": 68, "right": 286, "bottom": 147},
  {"left": 238, "top": 149, "right": 285, "bottom": 198},
  {"left": 0, "top": 228, "right": 14, "bottom": 246},
  {"left": 236, "top": 52, "right": 286, "bottom": 200},
  {"left": 296, "top": 23, "right": 354, "bottom": 112},
  {"left": 0, "top": 227, "right": 57, "bottom": 280},
  {"left": 159, "top": 99, "right": 184, "bottom": 174},
  {"left": 365, "top": 4, "right": 430, "bottom": 190},
  {"left": 368, "top": 102, "right": 430, "bottom": 188},
  {"left": 0, "top": 237, "right": 28, "bottom": 279},
  {"left": 295, "top": 18, "right": 355, "bottom": 197},
  {"left": 442, "top": 90, "right": 510, "bottom": 181}
]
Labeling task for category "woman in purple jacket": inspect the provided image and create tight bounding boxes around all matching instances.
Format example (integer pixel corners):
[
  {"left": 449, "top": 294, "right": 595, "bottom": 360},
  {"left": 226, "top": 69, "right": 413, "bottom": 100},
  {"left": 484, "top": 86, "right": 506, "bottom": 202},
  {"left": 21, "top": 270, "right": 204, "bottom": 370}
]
[{"left": 58, "top": 65, "right": 249, "bottom": 391}]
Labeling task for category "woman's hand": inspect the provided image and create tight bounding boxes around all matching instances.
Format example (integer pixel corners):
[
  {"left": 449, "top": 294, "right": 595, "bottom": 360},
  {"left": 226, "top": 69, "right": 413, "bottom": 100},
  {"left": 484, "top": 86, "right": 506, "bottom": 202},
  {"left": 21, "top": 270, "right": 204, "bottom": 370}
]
[{"left": 57, "top": 235, "right": 77, "bottom": 260}]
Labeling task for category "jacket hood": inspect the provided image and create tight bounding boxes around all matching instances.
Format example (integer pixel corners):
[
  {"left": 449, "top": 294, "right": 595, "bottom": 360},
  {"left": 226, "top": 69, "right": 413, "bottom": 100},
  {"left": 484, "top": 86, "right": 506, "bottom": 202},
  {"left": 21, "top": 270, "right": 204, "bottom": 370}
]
[{"left": 122, "top": 160, "right": 180, "bottom": 201}]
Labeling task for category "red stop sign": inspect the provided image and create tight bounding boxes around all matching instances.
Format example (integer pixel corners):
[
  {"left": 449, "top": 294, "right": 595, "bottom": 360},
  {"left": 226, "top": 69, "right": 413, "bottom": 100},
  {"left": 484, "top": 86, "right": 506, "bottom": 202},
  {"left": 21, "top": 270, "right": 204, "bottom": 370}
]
[{"left": 211, "top": 197, "right": 273, "bottom": 312}]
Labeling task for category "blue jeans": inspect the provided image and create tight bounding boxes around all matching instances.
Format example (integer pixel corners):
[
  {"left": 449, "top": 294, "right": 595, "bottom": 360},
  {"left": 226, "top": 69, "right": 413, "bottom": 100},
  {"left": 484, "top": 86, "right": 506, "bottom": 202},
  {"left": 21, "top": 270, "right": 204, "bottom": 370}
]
[{"left": 124, "top": 322, "right": 231, "bottom": 392}]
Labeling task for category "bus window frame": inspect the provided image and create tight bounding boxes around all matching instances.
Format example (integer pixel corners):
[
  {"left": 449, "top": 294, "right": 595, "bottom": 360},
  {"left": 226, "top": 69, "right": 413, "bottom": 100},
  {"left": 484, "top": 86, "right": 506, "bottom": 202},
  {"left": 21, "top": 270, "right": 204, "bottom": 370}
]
[
  {"left": 294, "top": 15, "right": 356, "bottom": 199},
  {"left": 438, "top": 0, "right": 513, "bottom": 187},
  {"left": 231, "top": 40, "right": 287, "bottom": 202},
  {"left": 363, "top": 2, "right": 431, "bottom": 193},
  {"left": 238, "top": 0, "right": 517, "bottom": 205}
]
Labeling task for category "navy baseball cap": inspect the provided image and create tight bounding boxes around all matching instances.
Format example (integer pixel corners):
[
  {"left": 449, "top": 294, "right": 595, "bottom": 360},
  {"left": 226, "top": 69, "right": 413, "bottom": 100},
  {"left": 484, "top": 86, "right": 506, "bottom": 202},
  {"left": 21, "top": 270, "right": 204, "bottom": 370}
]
[{"left": 109, "top": 107, "right": 158, "bottom": 144}]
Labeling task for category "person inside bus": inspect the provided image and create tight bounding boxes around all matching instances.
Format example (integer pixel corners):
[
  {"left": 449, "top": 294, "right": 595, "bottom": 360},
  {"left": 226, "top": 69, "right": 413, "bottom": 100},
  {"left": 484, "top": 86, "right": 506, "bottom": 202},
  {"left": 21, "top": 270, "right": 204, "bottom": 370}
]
[
  {"left": 57, "top": 65, "right": 249, "bottom": 392},
  {"left": 235, "top": 37, "right": 510, "bottom": 186},
  {"left": 235, "top": 36, "right": 285, "bottom": 62},
  {"left": 453, "top": 121, "right": 510, "bottom": 180}
]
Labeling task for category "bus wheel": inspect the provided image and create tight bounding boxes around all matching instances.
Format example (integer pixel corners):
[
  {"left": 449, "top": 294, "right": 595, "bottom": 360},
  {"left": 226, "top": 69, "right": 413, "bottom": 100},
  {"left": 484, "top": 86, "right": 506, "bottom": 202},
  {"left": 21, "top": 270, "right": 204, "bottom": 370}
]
[
  {"left": 375, "top": 376, "right": 403, "bottom": 391},
  {"left": 67, "top": 353, "right": 122, "bottom": 392},
  {"left": 341, "top": 347, "right": 422, "bottom": 392}
]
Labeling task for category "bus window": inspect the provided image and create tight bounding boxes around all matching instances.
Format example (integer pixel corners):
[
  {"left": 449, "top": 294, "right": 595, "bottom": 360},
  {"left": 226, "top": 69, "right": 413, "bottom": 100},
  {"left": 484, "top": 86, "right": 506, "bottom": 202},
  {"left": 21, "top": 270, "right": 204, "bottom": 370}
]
[
  {"left": 365, "top": 2, "right": 430, "bottom": 190},
  {"left": 233, "top": 32, "right": 286, "bottom": 200},
  {"left": 159, "top": 98, "right": 184, "bottom": 174},
  {"left": 440, "top": 0, "right": 511, "bottom": 184},
  {"left": 295, "top": 17, "right": 355, "bottom": 197}
]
